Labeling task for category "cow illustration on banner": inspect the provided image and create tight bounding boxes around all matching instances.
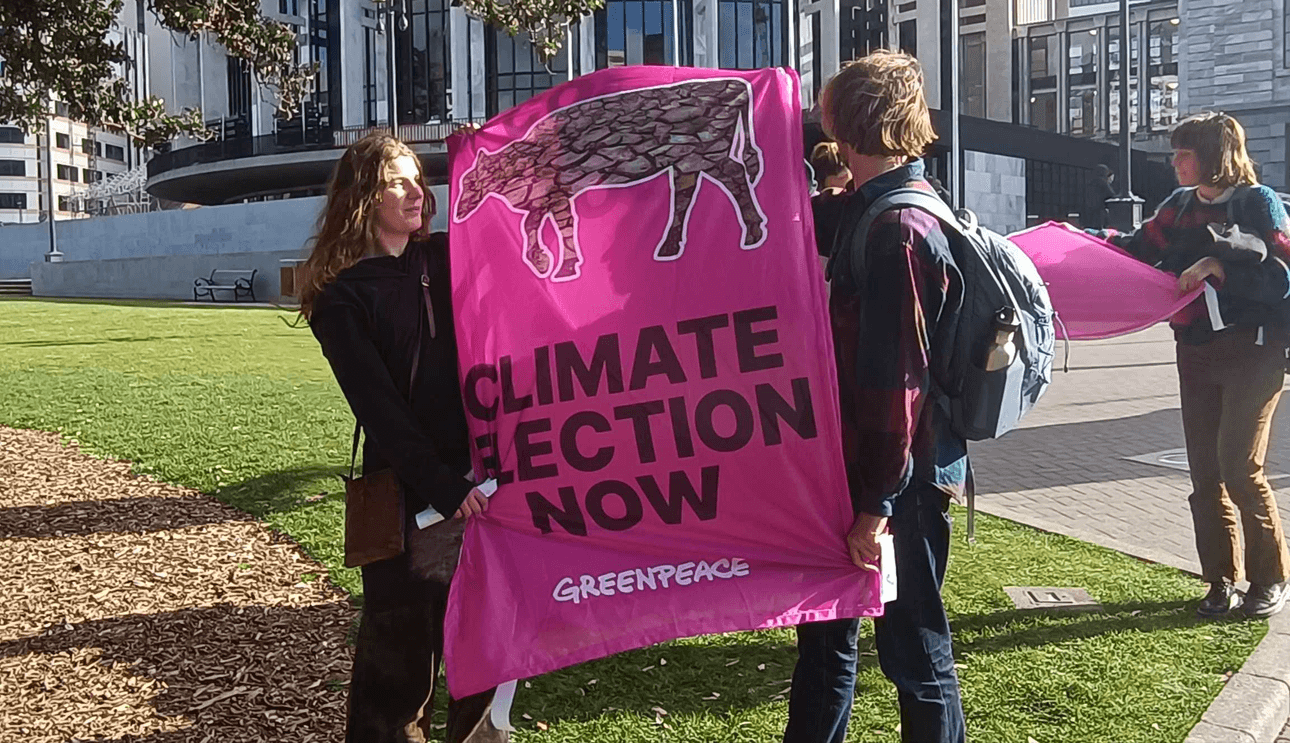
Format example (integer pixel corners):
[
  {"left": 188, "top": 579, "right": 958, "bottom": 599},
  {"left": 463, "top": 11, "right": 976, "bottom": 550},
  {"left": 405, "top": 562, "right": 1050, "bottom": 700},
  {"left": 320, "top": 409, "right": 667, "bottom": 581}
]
[
  {"left": 453, "top": 78, "right": 769, "bottom": 282},
  {"left": 444, "top": 66, "right": 882, "bottom": 700}
]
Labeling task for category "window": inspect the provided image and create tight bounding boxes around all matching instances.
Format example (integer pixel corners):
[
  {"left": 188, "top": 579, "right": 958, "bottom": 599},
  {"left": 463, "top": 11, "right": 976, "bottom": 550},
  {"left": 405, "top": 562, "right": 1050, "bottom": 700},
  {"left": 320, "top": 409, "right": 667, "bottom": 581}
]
[
  {"left": 306, "top": 0, "right": 331, "bottom": 123},
  {"left": 1285, "top": 0, "right": 1289, "bottom": 68},
  {"left": 58, "top": 195, "right": 71, "bottom": 212},
  {"left": 228, "top": 57, "right": 253, "bottom": 120},
  {"left": 81, "top": 137, "right": 93, "bottom": 154},
  {"left": 596, "top": 0, "right": 685, "bottom": 68},
  {"left": 0, "top": 193, "right": 27, "bottom": 210},
  {"left": 83, "top": 168, "right": 102, "bottom": 183},
  {"left": 57, "top": 164, "right": 77, "bottom": 182},
  {"left": 1108, "top": 23, "right": 1141, "bottom": 135},
  {"left": 899, "top": 19, "right": 917, "bottom": 57},
  {"left": 1028, "top": 35, "right": 1058, "bottom": 131},
  {"left": 279, "top": 0, "right": 299, "bottom": 14},
  {"left": 488, "top": 30, "right": 568, "bottom": 114},
  {"left": 55, "top": 101, "right": 70, "bottom": 118},
  {"left": 0, "top": 160, "right": 23, "bottom": 176},
  {"left": 364, "top": 23, "right": 380, "bottom": 126},
  {"left": 1067, "top": 29, "right": 1099, "bottom": 136},
  {"left": 1148, "top": 19, "right": 1179, "bottom": 130},
  {"left": 1030, "top": 92, "right": 1057, "bottom": 131},
  {"left": 718, "top": 0, "right": 786, "bottom": 69},
  {"left": 960, "top": 32, "right": 986, "bottom": 118},
  {"left": 0, "top": 127, "right": 23, "bottom": 144},
  {"left": 55, "top": 132, "right": 70, "bottom": 149},
  {"left": 399, "top": 0, "right": 451, "bottom": 123},
  {"left": 105, "top": 143, "right": 125, "bottom": 161}
]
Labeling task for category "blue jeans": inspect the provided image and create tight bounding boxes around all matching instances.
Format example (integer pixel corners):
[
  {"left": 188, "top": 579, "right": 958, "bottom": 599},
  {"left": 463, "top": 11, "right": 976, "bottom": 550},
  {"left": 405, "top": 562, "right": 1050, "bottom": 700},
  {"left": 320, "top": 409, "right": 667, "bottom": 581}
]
[{"left": 784, "top": 481, "right": 966, "bottom": 743}]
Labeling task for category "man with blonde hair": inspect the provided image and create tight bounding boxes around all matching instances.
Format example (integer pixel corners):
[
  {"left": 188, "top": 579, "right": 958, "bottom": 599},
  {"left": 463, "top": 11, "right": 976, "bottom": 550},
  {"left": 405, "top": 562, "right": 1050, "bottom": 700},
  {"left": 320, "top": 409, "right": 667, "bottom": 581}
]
[{"left": 784, "top": 50, "right": 968, "bottom": 743}]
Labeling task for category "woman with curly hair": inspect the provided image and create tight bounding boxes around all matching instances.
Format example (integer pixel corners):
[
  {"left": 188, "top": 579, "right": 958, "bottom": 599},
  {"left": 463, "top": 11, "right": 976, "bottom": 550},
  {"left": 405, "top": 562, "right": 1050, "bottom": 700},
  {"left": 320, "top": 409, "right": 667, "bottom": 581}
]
[{"left": 301, "top": 132, "right": 504, "bottom": 742}]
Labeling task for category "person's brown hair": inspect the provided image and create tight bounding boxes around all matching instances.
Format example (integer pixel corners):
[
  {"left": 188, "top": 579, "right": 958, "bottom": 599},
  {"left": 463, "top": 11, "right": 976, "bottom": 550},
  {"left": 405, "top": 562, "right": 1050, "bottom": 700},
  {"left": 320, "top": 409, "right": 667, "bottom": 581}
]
[
  {"left": 1171, "top": 112, "right": 1260, "bottom": 189},
  {"left": 821, "top": 50, "right": 936, "bottom": 159},
  {"left": 299, "top": 132, "right": 433, "bottom": 318},
  {"left": 811, "top": 141, "right": 850, "bottom": 182}
]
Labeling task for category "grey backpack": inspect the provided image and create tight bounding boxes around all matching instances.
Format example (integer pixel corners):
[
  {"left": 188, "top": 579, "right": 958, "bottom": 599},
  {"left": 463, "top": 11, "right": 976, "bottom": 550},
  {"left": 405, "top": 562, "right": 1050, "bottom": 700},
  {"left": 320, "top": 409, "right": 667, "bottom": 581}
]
[{"left": 844, "top": 188, "right": 1056, "bottom": 441}]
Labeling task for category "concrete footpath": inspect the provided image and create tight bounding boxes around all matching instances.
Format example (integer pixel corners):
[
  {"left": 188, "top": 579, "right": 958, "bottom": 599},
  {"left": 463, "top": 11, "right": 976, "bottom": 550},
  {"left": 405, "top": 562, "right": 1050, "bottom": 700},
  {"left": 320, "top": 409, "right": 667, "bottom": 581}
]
[{"left": 971, "top": 325, "right": 1290, "bottom": 743}]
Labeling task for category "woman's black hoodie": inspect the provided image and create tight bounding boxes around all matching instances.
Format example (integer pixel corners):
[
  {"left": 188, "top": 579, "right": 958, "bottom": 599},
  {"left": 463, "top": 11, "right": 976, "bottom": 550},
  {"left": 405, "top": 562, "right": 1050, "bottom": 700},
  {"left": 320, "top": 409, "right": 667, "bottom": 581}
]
[{"left": 310, "top": 232, "right": 474, "bottom": 516}]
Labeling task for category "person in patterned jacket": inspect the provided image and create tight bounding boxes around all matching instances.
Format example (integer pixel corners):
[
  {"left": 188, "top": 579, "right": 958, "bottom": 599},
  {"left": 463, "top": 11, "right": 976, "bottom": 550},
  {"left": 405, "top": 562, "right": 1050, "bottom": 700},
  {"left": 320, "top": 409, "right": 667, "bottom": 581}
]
[
  {"left": 1103, "top": 112, "right": 1290, "bottom": 619},
  {"left": 787, "top": 51, "right": 968, "bottom": 743}
]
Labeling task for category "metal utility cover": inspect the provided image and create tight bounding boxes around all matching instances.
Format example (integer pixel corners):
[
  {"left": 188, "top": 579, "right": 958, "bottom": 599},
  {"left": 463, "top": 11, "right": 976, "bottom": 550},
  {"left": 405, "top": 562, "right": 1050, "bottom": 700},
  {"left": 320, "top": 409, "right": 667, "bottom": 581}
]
[
  {"left": 1123, "top": 448, "right": 1289, "bottom": 480},
  {"left": 1122, "top": 448, "right": 1191, "bottom": 472},
  {"left": 1004, "top": 587, "right": 1102, "bottom": 612}
]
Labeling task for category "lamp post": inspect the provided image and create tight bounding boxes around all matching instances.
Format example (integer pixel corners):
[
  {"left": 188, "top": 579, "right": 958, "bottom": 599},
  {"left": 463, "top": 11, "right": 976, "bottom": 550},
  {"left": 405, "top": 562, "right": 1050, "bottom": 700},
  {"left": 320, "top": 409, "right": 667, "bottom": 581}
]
[
  {"left": 385, "top": 0, "right": 403, "bottom": 136},
  {"left": 940, "top": 0, "right": 962, "bottom": 208},
  {"left": 43, "top": 116, "right": 62, "bottom": 263},
  {"left": 1106, "top": 0, "right": 1144, "bottom": 230}
]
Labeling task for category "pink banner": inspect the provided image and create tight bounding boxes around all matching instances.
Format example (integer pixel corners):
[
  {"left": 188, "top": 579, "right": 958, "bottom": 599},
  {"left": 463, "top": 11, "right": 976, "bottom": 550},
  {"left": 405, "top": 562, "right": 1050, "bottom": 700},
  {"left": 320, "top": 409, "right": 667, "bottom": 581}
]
[
  {"left": 443, "top": 67, "right": 881, "bottom": 698},
  {"left": 1010, "top": 222, "right": 1201, "bottom": 340}
]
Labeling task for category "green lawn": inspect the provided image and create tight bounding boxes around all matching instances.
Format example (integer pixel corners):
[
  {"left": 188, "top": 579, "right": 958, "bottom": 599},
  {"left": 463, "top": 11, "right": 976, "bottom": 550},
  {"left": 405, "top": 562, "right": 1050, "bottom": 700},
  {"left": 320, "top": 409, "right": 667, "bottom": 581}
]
[{"left": 0, "top": 297, "right": 1267, "bottom": 743}]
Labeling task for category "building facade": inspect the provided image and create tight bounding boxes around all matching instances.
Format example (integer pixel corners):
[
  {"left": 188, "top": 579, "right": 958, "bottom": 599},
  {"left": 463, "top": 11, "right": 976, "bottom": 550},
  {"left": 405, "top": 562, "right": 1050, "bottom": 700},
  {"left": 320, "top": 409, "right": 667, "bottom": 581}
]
[
  {"left": 1178, "top": 0, "right": 1289, "bottom": 190},
  {"left": 144, "top": 0, "right": 810, "bottom": 205},
  {"left": 0, "top": 117, "right": 134, "bottom": 225},
  {"left": 0, "top": 20, "right": 148, "bottom": 225}
]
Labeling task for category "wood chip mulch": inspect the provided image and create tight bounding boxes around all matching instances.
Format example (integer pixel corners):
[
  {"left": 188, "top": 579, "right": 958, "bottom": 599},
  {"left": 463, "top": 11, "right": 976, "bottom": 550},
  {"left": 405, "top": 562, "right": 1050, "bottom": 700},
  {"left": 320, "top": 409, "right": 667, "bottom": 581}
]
[{"left": 0, "top": 426, "right": 355, "bottom": 742}]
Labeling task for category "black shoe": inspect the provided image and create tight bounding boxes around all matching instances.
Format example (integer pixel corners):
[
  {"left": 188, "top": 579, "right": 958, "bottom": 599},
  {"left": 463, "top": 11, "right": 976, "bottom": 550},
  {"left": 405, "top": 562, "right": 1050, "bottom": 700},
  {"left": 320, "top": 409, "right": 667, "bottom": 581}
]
[
  {"left": 1243, "top": 581, "right": 1289, "bottom": 619},
  {"left": 1197, "top": 581, "right": 1243, "bottom": 617}
]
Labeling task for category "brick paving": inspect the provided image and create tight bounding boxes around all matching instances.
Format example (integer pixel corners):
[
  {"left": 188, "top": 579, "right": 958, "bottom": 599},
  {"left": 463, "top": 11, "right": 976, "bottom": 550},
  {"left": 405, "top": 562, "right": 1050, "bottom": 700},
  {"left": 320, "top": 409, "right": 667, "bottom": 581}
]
[{"left": 971, "top": 323, "right": 1290, "bottom": 579}]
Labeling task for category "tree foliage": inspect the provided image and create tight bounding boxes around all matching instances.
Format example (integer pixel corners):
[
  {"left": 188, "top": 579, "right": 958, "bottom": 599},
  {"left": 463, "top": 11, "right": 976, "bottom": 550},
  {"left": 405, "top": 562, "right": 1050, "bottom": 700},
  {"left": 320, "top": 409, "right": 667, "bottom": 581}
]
[
  {"left": 453, "top": 0, "right": 605, "bottom": 63},
  {"left": 0, "top": 0, "right": 312, "bottom": 147}
]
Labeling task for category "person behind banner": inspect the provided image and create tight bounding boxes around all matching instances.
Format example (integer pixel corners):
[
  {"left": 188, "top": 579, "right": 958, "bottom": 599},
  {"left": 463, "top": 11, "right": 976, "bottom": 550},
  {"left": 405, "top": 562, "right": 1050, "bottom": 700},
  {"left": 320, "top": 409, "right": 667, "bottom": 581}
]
[
  {"left": 299, "top": 132, "right": 506, "bottom": 743},
  {"left": 785, "top": 51, "right": 969, "bottom": 743},
  {"left": 811, "top": 141, "right": 853, "bottom": 264},
  {"left": 1098, "top": 112, "right": 1290, "bottom": 619}
]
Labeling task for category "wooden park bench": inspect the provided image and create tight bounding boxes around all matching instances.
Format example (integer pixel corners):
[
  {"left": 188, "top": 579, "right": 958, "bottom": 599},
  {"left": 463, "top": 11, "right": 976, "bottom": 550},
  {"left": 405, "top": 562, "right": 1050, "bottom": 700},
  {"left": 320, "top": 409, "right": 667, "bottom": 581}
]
[{"left": 194, "top": 269, "right": 258, "bottom": 303}]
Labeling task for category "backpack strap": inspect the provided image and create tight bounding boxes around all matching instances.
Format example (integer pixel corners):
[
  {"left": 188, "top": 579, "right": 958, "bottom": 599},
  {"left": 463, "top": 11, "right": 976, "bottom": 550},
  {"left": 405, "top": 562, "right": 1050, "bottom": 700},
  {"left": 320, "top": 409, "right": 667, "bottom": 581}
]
[
  {"left": 830, "top": 187, "right": 966, "bottom": 288},
  {"left": 856, "top": 187, "right": 966, "bottom": 245}
]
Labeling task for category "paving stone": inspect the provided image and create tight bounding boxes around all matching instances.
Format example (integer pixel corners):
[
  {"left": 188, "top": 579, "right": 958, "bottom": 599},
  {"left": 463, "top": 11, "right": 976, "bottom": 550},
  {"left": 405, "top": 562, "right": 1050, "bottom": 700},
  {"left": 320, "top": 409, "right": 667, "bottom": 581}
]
[
  {"left": 1185, "top": 721, "right": 1256, "bottom": 743},
  {"left": 974, "top": 325, "right": 1290, "bottom": 577},
  {"left": 1200, "top": 674, "right": 1290, "bottom": 743}
]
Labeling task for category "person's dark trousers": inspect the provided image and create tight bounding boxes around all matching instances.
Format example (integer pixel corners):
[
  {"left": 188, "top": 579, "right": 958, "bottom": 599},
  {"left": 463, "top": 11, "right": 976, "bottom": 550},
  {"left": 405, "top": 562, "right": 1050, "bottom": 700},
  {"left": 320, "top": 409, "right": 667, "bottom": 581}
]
[
  {"left": 874, "top": 480, "right": 966, "bottom": 743},
  {"left": 346, "top": 538, "right": 504, "bottom": 743},
  {"left": 784, "top": 617, "right": 860, "bottom": 743},
  {"left": 785, "top": 481, "right": 965, "bottom": 743}
]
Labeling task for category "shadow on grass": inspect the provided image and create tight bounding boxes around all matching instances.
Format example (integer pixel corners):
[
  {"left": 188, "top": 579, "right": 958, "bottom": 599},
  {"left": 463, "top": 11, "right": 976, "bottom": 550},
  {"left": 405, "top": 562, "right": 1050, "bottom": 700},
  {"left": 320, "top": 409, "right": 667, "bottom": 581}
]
[
  {"left": 0, "top": 335, "right": 231, "bottom": 348},
  {"left": 950, "top": 599, "right": 1207, "bottom": 656},
  {"left": 210, "top": 464, "right": 346, "bottom": 519}
]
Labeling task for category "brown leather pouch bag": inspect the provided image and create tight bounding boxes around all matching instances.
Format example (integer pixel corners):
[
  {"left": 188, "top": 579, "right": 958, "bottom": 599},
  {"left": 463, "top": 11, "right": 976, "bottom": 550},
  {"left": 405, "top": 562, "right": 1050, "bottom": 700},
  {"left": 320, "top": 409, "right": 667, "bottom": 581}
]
[
  {"left": 343, "top": 452, "right": 405, "bottom": 568},
  {"left": 341, "top": 247, "right": 439, "bottom": 569}
]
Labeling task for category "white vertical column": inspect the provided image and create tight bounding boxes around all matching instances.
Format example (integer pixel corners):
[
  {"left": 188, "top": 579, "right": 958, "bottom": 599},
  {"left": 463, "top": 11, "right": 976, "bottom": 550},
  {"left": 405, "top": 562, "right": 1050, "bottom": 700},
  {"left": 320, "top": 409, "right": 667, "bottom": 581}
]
[
  {"left": 820, "top": 0, "right": 841, "bottom": 81},
  {"left": 580, "top": 15, "right": 596, "bottom": 73},
  {"left": 469, "top": 19, "right": 487, "bottom": 119},
  {"left": 450, "top": 7, "right": 471, "bottom": 119}
]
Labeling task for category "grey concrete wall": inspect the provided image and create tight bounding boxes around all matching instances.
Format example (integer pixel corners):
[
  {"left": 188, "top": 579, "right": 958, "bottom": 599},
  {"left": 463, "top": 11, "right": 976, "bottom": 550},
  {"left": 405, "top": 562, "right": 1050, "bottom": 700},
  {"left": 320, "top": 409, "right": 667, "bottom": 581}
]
[
  {"left": 1179, "top": 0, "right": 1289, "bottom": 192},
  {"left": 1, "top": 196, "right": 324, "bottom": 279},
  {"left": 31, "top": 249, "right": 303, "bottom": 301},
  {"left": 964, "top": 150, "right": 1027, "bottom": 235}
]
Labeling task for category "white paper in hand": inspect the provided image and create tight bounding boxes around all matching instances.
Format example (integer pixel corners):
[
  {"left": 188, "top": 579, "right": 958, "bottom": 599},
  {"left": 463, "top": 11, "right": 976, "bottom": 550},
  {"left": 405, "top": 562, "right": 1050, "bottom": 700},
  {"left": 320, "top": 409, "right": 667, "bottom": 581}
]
[
  {"left": 415, "top": 478, "right": 500, "bottom": 530},
  {"left": 878, "top": 533, "right": 898, "bottom": 604}
]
